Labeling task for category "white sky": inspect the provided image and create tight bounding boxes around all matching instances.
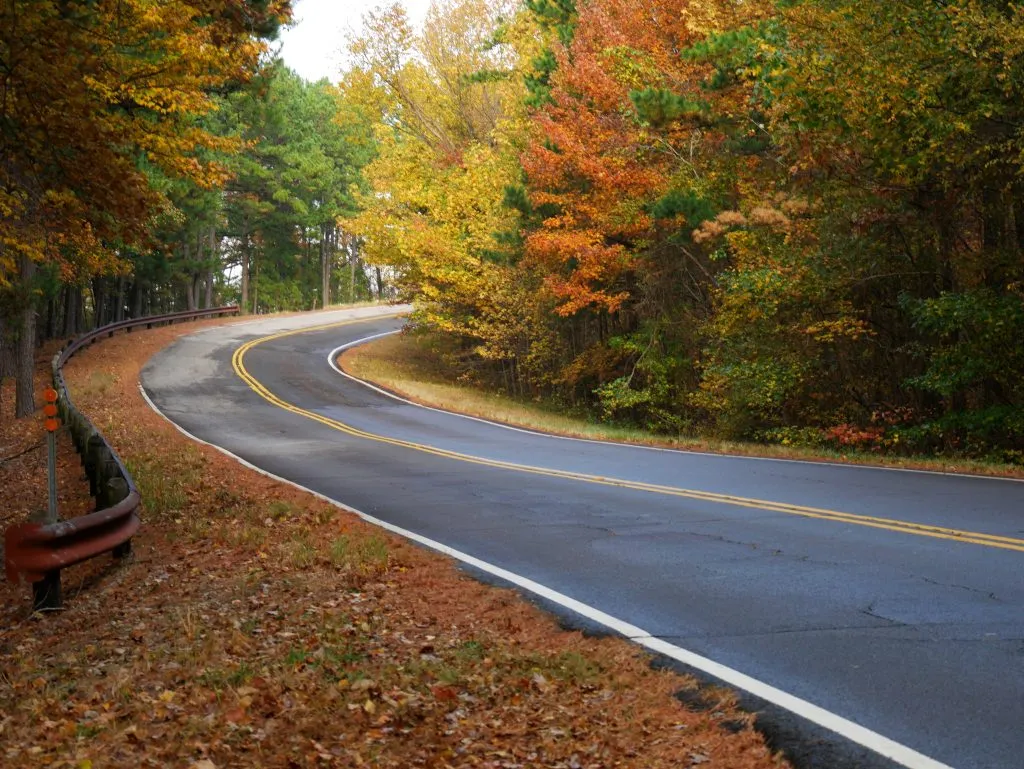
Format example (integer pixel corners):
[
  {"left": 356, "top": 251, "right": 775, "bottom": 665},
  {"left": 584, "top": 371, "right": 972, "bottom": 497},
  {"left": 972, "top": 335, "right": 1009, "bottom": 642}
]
[{"left": 278, "top": 0, "right": 433, "bottom": 83}]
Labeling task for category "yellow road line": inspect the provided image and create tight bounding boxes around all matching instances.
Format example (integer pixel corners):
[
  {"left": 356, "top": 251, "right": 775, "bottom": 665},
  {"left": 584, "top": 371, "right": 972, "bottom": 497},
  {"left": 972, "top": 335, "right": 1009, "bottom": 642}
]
[{"left": 232, "top": 318, "right": 1024, "bottom": 554}]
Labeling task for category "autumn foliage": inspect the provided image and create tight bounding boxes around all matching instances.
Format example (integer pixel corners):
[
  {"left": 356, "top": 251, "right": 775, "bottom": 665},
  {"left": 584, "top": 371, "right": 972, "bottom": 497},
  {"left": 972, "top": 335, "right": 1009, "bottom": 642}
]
[{"left": 350, "top": 0, "right": 1024, "bottom": 462}]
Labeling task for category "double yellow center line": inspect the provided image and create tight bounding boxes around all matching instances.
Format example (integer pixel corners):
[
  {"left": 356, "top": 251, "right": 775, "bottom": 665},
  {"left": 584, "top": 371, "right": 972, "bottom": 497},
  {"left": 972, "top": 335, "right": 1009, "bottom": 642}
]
[{"left": 232, "top": 318, "right": 1024, "bottom": 554}]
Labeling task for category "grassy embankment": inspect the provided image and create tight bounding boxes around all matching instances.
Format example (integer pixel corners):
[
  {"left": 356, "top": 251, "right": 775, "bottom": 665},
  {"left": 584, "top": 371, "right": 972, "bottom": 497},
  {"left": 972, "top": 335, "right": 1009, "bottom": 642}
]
[{"left": 341, "top": 331, "right": 1024, "bottom": 479}]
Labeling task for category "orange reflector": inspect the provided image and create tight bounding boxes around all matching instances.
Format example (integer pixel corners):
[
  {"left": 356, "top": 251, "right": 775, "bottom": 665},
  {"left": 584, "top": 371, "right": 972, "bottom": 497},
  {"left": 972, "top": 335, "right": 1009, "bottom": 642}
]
[
  {"left": 43, "top": 404, "right": 58, "bottom": 417},
  {"left": 43, "top": 387, "right": 58, "bottom": 402},
  {"left": 45, "top": 418, "right": 59, "bottom": 432}
]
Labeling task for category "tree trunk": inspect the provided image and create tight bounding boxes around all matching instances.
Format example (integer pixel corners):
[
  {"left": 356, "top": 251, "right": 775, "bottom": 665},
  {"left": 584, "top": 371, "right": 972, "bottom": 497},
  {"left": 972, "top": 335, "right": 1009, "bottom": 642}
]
[
  {"left": 75, "top": 285, "right": 85, "bottom": 334},
  {"left": 130, "top": 281, "right": 143, "bottom": 320},
  {"left": 329, "top": 225, "right": 337, "bottom": 302},
  {"left": 183, "top": 240, "right": 197, "bottom": 311},
  {"left": 115, "top": 276, "right": 126, "bottom": 322},
  {"left": 15, "top": 253, "right": 37, "bottom": 418},
  {"left": 0, "top": 315, "right": 15, "bottom": 414},
  {"left": 240, "top": 216, "right": 250, "bottom": 315},
  {"left": 91, "top": 277, "right": 106, "bottom": 329},
  {"left": 44, "top": 295, "right": 57, "bottom": 342},
  {"left": 62, "top": 285, "right": 75, "bottom": 336},
  {"left": 205, "top": 225, "right": 216, "bottom": 309},
  {"left": 375, "top": 266, "right": 384, "bottom": 301},
  {"left": 346, "top": 232, "right": 356, "bottom": 302},
  {"left": 320, "top": 222, "right": 330, "bottom": 309}
]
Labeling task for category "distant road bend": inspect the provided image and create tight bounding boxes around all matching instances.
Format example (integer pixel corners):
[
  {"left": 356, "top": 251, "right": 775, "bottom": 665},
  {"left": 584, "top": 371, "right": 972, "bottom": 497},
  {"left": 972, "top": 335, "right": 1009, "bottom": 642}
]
[{"left": 141, "top": 307, "right": 1024, "bottom": 769}]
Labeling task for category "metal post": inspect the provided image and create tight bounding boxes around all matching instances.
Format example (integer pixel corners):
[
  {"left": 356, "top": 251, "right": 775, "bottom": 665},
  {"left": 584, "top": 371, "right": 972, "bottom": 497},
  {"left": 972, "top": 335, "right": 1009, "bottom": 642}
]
[
  {"left": 33, "top": 573, "right": 62, "bottom": 612},
  {"left": 39, "top": 387, "right": 63, "bottom": 610},
  {"left": 46, "top": 430, "right": 58, "bottom": 524}
]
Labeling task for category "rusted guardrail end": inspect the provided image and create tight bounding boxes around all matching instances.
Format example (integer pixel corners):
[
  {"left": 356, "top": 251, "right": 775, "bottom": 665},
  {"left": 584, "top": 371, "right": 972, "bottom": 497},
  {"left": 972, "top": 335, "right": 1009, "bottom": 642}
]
[{"left": 4, "top": 493, "right": 141, "bottom": 611}]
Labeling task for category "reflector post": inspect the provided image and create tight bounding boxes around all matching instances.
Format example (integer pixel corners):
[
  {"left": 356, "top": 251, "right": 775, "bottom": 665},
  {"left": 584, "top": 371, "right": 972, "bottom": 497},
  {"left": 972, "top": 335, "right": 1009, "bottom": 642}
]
[{"left": 43, "top": 386, "right": 60, "bottom": 523}]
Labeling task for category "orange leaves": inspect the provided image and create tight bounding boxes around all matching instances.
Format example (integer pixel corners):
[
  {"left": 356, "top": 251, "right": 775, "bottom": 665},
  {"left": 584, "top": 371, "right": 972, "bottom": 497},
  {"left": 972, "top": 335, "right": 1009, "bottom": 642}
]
[
  {"left": 519, "top": 0, "right": 724, "bottom": 318},
  {"left": 525, "top": 229, "right": 632, "bottom": 314}
]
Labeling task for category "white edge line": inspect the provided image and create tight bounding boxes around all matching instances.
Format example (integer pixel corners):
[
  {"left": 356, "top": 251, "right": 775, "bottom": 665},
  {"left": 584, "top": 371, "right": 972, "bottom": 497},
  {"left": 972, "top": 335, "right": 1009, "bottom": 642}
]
[
  {"left": 327, "top": 331, "right": 1023, "bottom": 484},
  {"left": 139, "top": 380, "right": 955, "bottom": 769}
]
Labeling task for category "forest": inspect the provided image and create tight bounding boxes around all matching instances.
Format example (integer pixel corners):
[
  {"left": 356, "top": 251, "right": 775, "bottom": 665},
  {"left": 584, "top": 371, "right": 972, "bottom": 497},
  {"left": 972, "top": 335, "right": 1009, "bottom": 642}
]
[
  {"left": 3, "top": 0, "right": 1024, "bottom": 462},
  {"left": 345, "top": 0, "right": 1024, "bottom": 462}
]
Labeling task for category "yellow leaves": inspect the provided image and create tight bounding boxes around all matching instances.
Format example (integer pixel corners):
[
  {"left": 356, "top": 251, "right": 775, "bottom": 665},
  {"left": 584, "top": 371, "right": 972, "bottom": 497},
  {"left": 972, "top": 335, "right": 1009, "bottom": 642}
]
[
  {"left": 348, "top": 0, "right": 526, "bottom": 337},
  {"left": 345, "top": 0, "right": 524, "bottom": 155},
  {"left": 601, "top": 45, "right": 661, "bottom": 89},
  {"left": 803, "top": 318, "right": 874, "bottom": 343}
]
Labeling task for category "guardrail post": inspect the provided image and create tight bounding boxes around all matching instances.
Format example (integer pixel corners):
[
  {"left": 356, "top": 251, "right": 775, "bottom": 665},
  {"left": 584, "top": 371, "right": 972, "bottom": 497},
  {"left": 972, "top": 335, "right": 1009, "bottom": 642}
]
[
  {"left": 107, "top": 477, "right": 133, "bottom": 559},
  {"left": 75, "top": 416, "right": 89, "bottom": 454},
  {"left": 32, "top": 572, "right": 62, "bottom": 612},
  {"left": 85, "top": 436, "right": 108, "bottom": 497},
  {"left": 70, "top": 413, "right": 86, "bottom": 453},
  {"left": 98, "top": 460, "right": 119, "bottom": 508}
]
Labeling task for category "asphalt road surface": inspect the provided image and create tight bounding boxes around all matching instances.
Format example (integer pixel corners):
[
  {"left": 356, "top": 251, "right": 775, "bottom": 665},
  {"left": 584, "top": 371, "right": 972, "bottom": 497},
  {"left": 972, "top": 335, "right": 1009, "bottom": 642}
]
[{"left": 141, "top": 307, "right": 1024, "bottom": 769}]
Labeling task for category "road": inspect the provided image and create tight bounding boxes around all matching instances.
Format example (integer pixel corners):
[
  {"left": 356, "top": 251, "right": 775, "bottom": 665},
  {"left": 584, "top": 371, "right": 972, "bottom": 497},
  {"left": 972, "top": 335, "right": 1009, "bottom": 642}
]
[{"left": 141, "top": 307, "right": 1024, "bottom": 769}]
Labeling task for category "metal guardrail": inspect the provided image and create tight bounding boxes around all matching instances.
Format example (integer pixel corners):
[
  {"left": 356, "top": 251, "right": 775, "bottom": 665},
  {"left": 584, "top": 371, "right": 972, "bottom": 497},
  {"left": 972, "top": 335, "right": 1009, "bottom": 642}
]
[{"left": 4, "top": 305, "right": 239, "bottom": 610}]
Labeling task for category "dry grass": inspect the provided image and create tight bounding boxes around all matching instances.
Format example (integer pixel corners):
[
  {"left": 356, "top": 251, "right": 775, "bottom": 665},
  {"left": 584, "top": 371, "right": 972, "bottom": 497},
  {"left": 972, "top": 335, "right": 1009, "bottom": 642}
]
[{"left": 342, "top": 332, "right": 1024, "bottom": 479}]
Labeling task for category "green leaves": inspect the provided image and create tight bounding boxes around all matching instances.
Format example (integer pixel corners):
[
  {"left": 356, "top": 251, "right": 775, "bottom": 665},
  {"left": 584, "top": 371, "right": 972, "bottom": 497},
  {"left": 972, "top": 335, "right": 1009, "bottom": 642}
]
[
  {"left": 905, "top": 290, "right": 1024, "bottom": 400},
  {"left": 335, "top": 0, "right": 1024, "bottom": 461},
  {"left": 629, "top": 89, "right": 708, "bottom": 126},
  {"left": 649, "top": 190, "right": 716, "bottom": 226}
]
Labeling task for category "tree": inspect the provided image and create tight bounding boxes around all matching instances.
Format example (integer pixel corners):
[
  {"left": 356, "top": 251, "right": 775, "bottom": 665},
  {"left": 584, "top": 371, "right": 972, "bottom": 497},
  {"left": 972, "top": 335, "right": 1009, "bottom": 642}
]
[
  {"left": 218, "top": 64, "right": 374, "bottom": 314},
  {"left": 343, "top": 0, "right": 537, "bottom": 363}
]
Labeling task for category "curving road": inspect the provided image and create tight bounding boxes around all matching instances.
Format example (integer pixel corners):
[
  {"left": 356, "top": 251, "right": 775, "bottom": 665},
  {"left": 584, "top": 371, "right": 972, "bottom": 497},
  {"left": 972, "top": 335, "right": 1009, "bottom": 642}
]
[{"left": 141, "top": 308, "right": 1024, "bottom": 769}]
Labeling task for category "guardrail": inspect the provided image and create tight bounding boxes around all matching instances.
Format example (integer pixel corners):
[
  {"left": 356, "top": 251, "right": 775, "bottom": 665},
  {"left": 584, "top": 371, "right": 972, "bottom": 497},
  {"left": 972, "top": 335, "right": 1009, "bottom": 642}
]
[{"left": 4, "top": 305, "right": 240, "bottom": 610}]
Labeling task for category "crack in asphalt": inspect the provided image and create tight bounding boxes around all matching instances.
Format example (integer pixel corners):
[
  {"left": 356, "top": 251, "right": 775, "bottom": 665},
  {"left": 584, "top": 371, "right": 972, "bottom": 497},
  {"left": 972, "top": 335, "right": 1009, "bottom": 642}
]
[
  {"left": 860, "top": 601, "right": 908, "bottom": 627},
  {"left": 919, "top": 575, "right": 999, "bottom": 601}
]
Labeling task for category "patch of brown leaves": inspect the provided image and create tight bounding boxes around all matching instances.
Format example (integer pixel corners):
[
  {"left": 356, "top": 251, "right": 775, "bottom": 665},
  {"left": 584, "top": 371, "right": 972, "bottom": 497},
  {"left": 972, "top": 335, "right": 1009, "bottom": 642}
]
[{"left": 0, "top": 317, "right": 789, "bottom": 769}]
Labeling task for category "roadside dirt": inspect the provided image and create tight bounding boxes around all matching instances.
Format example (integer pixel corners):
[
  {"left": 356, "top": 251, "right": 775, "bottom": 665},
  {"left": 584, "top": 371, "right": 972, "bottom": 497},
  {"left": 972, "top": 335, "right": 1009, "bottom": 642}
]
[{"left": 0, "top": 318, "right": 787, "bottom": 769}]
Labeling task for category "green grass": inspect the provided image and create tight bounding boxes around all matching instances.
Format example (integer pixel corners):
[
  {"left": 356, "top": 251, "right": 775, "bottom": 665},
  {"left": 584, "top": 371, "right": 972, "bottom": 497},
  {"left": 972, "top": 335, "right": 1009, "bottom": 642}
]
[
  {"left": 267, "top": 499, "right": 301, "bottom": 521},
  {"left": 125, "top": 447, "right": 204, "bottom": 519},
  {"left": 199, "top": 663, "right": 255, "bottom": 691},
  {"left": 80, "top": 371, "right": 117, "bottom": 397},
  {"left": 341, "top": 333, "right": 1024, "bottom": 479},
  {"left": 286, "top": 531, "right": 318, "bottom": 569},
  {"left": 329, "top": 534, "right": 389, "bottom": 572}
]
